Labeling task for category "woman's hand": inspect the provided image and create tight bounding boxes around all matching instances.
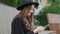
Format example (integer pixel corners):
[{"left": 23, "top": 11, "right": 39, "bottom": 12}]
[{"left": 33, "top": 26, "right": 45, "bottom": 33}]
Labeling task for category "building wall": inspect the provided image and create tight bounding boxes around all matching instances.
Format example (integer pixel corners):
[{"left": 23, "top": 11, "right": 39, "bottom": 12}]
[{"left": 0, "top": 3, "right": 19, "bottom": 34}]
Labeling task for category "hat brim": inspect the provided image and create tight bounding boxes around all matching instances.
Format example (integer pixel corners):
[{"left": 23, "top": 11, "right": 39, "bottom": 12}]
[{"left": 16, "top": 2, "right": 39, "bottom": 10}]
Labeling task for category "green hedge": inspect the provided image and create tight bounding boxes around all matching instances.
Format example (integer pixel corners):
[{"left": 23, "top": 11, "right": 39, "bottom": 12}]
[
  {"left": 34, "top": 11, "right": 49, "bottom": 30},
  {"left": 34, "top": 11, "right": 48, "bottom": 26},
  {"left": 0, "top": 0, "right": 20, "bottom": 7},
  {"left": 43, "top": 4, "right": 60, "bottom": 14},
  {"left": 47, "top": 0, "right": 60, "bottom": 4}
]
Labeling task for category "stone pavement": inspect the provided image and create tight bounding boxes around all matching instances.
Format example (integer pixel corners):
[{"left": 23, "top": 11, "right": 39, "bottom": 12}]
[{"left": 38, "top": 30, "right": 56, "bottom": 34}]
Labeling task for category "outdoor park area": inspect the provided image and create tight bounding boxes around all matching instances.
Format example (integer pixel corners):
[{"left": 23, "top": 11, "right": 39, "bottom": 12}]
[{"left": 0, "top": 0, "right": 60, "bottom": 34}]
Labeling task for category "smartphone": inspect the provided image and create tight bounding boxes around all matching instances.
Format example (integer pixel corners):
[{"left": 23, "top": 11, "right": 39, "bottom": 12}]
[{"left": 43, "top": 24, "right": 49, "bottom": 29}]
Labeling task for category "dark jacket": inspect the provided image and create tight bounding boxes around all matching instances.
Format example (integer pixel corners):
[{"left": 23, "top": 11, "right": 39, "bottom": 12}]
[{"left": 11, "top": 15, "right": 34, "bottom": 34}]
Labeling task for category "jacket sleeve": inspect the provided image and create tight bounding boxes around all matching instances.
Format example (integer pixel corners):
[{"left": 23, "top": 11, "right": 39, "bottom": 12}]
[{"left": 11, "top": 17, "right": 34, "bottom": 34}]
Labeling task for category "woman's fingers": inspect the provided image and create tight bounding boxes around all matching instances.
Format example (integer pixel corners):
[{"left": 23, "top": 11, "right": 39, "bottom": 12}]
[
  {"left": 33, "top": 26, "right": 45, "bottom": 33},
  {"left": 37, "top": 26, "right": 45, "bottom": 32}
]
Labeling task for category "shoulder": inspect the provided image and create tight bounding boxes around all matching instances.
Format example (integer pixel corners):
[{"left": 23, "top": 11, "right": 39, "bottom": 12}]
[
  {"left": 15, "top": 15, "right": 22, "bottom": 19},
  {"left": 13, "top": 15, "right": 22, "bottom": 21},
  {"left": 12, "top": 15, "right": 23, "bottom": 24}
]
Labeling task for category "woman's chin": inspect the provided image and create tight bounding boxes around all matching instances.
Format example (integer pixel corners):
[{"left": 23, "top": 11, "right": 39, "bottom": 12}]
[{"left": 28, "top": 14, "right": 31, "bottom": 16}]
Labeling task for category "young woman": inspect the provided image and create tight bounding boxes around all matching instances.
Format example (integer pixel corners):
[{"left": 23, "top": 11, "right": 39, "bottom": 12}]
[{"left": 11, "top": 0, "right": 44, "bottom": 34}]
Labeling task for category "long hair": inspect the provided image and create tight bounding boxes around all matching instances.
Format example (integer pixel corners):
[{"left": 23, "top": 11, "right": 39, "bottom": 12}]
[{"left": 19, "top": 4, "right": 35, "bottom": 30}]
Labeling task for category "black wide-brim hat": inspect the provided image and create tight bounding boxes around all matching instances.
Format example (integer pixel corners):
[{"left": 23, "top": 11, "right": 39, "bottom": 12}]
[{"left": 16, "top": 0, "right": 39, "bottom": 10}]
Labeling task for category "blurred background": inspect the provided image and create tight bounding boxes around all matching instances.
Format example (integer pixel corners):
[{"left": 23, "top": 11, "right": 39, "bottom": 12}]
[{"left": 0, "top": 0, "right": 60, "bottom": 34}]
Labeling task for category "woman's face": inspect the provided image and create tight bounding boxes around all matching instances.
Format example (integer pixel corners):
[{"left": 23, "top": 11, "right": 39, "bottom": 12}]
[
  {"left": 28, "top": 4, "right": 35, "bottom": 16},
  {"left": 20, "top": 4, "right": 35, "bottom": 17}
]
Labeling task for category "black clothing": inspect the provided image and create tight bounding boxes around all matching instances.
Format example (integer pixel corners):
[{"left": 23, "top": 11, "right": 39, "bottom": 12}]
[{"left": 11, "top": 15, "right": 34, "bottom": 34}]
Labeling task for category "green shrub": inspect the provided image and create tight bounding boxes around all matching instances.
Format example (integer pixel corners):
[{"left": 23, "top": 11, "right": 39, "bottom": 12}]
[
  {"left": 43, "top": 4, "right": 60, "bottom": 14},
  {"left": 34, "top": 11, "right": 48, "bottom": 26},
  {"left": 0, "top": 0, "right": 20, "bottom": 7}
]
